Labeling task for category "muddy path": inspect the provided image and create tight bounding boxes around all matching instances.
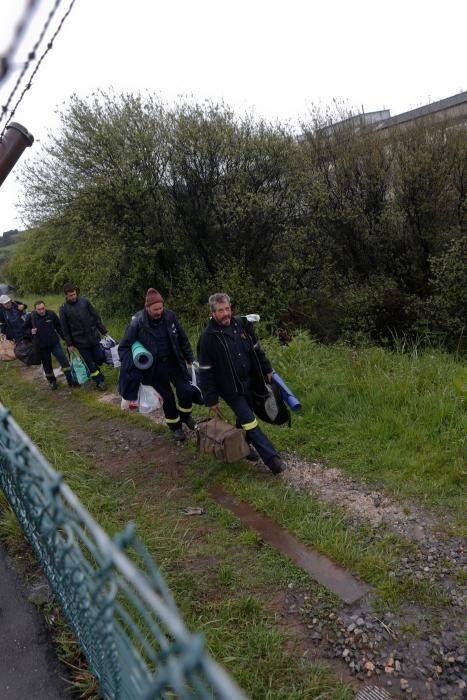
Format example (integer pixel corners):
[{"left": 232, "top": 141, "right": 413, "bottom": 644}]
[{"left": 17, "top": 367, "right": 467, "bottom": 699}]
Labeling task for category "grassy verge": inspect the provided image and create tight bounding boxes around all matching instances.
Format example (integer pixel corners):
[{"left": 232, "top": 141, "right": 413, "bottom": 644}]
[
  {"left": 1, "top": 303, "right": 465, "bottom": 696},
  {"left": 21, "top": 294, "right": 466, "bottom": 526},
  {"left": 0, "top": 367, "right": 352, "bottom": 700},
  {"left": 260, "top": 333, "right": 466, "bottom": 528}
]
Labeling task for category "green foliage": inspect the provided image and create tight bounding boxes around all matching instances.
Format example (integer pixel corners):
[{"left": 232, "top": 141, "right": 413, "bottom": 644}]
[{"left": 9, "top": 91, "right": 467, "bottom": 348}]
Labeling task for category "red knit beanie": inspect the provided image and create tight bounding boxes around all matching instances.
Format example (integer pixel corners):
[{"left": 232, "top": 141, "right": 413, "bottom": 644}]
[{"left": 145, "top": 288, "right": 164, "bottom": 307}]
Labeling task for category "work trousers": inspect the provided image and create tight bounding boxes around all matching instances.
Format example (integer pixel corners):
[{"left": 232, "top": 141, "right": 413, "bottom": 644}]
[
  {"left": 78, "top": 344, "right": 105, "bottom": 386},
  {"left": 147, "top": 356, "right": 192, "bottom": 430},
  {"left": 225, "top": 393, "right": 278, "bottom": 467},
  {"left": 41, "top": 342, "right": 73, "bottom": 385}
]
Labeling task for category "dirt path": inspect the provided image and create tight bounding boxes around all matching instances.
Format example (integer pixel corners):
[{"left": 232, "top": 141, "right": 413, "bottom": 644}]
[{"left": 17, "top": 368, "right": 467, "bottom": 699}]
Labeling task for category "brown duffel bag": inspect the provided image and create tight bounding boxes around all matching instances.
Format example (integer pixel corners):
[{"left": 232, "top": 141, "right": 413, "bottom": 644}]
[
  {"left": 197, "top": 414, "right": 250, "bottom": 463},
  {"left": 0, "top": 337, "right": 16, "bottom": 361}
]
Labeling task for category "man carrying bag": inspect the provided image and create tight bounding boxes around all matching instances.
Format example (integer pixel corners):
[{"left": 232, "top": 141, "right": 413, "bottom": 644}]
[
  {"left": 23, "top": 300, "right": 76, "bottom": 389},
  {"left": 197, "top": 293, "right": 287, "bottom": 475}
]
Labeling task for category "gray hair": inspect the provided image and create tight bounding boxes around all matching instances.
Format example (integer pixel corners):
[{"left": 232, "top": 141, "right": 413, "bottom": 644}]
[{"left": 208, "top": 293, "right": 231, "bottom": 312}]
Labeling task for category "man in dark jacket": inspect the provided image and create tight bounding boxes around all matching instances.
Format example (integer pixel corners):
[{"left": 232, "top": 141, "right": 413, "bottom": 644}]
[
  {"left": 59, "top": 283, "right": 108, "bottom": 390},
  {"left": 198, "top": 292, "right": 286, "bottom": 475},
  {"left": 0, "top": 294, "right": 27, "bottom": 343},
  {"left": 118, "top": 288, "right": 195, "bottom": 441},
  {"left": 23, "top": 300, "right": 76, "bottom": 390}
]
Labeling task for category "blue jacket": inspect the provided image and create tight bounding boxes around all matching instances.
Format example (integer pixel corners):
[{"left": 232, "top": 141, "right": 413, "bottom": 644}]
[
  {"left": 118, "top": 308, "right": 194, "bottom": 395},
  {"left": 0, "top": 300, "right": 28, "bottom": 342}
]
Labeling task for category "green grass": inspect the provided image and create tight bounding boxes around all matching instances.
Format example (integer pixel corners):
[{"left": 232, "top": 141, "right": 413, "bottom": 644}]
[
  {"left": 1, "top": 315, "right": 465, "bottom": 696},
  {"left": 259, "top": 333, "right": 466, "bottom": 528},
  {"left": 0, "top": 368, "right": 352, "bottom": 700}
]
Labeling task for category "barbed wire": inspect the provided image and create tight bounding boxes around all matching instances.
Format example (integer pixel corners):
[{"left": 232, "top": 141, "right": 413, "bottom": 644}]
[
  {"left": 0, "top": 0, "right": 62, "bottom": 125},
  {"left": 0, "top": 0, "right": 40, "bottom": 86},
  {"left": 1, "top": 0, "right": 78, "bottom": 136}
]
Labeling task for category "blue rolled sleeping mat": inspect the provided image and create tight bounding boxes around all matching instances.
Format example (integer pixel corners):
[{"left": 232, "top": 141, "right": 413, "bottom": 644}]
[
  {"left": 131, "top": 340, "right": 153, "bottom": 370},
  {"left": 271, "top": 370, "right": 301, "bottom": 411},
  {"left": 117, "top": 341, "right": 153, "bottom": 401}
]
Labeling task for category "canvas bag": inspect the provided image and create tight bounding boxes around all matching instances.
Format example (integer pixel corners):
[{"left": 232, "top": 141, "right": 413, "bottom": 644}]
[
  {"left": 196, "top": 414, "right": 250, "bottom": 463},
  {"left": 0, "top": 336, "right": 16, "bottom": 361}
]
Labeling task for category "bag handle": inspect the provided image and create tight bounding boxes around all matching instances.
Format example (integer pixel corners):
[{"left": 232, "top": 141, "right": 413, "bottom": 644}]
[{"left": 208, "top": 407, "right": 229, "bottom": 423}]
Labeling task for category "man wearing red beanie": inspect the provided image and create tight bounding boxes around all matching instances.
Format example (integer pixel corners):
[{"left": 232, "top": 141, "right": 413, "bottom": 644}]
[{"left": 118, "top": 288, "right": 195, "bottom": 441}]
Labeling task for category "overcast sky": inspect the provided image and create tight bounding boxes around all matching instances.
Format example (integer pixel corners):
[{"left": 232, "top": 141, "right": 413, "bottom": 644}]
[{"left": 0, "top": 0, "right": 466, "bottom": 234}]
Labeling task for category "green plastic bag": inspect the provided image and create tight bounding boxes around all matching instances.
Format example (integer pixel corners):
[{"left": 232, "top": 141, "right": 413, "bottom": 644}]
[{"left": 70, "top": 352, "right": 90, "bottom": 385}]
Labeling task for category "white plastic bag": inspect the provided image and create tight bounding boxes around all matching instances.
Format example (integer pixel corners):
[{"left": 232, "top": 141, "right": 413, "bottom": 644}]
[
  {"left": 108, "top": 344, "right": 121, "bottom": 368},
  {"left": 100, "top": 335, "right": 118, "bottom": 350},
  {"left": 100, "top": 335, "right": 121, "bottom": 367},
  {"left": 137, "top": 384, "right": 163, "bottom": 414},
  {"left": 190, "top": 361, "right": 203, "bottom": 404}
]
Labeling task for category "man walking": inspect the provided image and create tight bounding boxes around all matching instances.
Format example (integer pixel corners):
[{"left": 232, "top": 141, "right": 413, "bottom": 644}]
[
  {"left": 23, "top": 300, "right": 76, "bottom": 390},
  {"left": 118, "top": 288, "right": 195, "bottom": 441},
  {"left": 198, "top": 293, "right": 286, "bottom": 474},
  {"left": 0, "top": 294, "right": 27, "bottom": 343},
  {"left": 59, "top": 283, "right": 108, "bottom": 390}
]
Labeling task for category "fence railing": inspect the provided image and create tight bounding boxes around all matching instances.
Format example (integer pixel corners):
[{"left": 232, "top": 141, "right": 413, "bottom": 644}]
[{"left": 0, "top": 403, "right": 247, "bottom": 700}]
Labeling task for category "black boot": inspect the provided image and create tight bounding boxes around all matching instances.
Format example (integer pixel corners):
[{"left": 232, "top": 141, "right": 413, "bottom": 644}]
[
  {"left": 172, "top": 427, "right": 186, "bottom": 442},
  {"left": 49, "top": 380, "right": 58, "bottom": 391},
  {"left": 182, "top": 414, "right": 197, "bottom": 430},
  {"left": 267, "top": 456, "right": 287, "bottom": 475},
  {"left": 65, "top": 372, "right": 77, "bottom": 387},
  {"left": 246, "top": 445, "right": 260, "bottom": 462}
]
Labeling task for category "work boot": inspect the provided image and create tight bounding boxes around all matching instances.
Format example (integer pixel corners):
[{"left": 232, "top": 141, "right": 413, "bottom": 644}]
[
  {"left": 65, "top": 373, "right": 77, "bottom": 388},
  {"left": 172, "top": 427, "right": 186, "bottom": 442},
  {"left": 246, "top": 445, "right": 260, "bottom": 462},
  {"left": 182, "top": 415, "right": 197, "bottom": 431},
  {"left": 267, "top": 456, "right": 287, "bottom": 475},
  {"left": 49, "top": 381, "right": 58, "bottom": 391}
]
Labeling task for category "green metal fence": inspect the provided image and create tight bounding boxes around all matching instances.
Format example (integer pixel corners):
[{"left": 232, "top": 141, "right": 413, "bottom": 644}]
[{"left": 0, "top": 403, "right": 247, "bottom": 700}]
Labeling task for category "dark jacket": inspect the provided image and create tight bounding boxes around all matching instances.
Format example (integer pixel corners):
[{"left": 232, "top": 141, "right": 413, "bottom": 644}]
[
  {"left": 59, "top": 297, "right": 107, "bottom": 349},
  {"left": 23, "top": 310, "right": 63, "bottom": 349},
  {"left": 0, "top": 300, "right": 28, "bottom": 342},
  {"left": 118, "top": 308, "right": 194, "bottom": 378},
  {"left": 197, "top": 316, "right": 271, "bottom": 407}
]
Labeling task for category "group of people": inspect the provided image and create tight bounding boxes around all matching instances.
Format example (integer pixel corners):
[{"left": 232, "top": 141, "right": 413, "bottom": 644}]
[
  {"left": 118, "top": 288, "right": 286, "bottom": 474},
  {"left": 1, "top": 284, "right": 287, "bottom": 475},
  {"left": 0, "top": 284, "right": 110, "bottom": 390}
]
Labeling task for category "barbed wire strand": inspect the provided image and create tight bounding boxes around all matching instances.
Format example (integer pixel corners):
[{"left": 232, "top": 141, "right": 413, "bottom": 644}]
[
  {"left": 0, "top": 0, "right": 67, "bottom": 131},
  {"left": 0, "top": 0, "right": 40, "bottom": 86}
]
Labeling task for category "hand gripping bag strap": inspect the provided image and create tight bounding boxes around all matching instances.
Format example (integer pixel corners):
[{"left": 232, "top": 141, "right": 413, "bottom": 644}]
[{"left": 196, "top": 414, "right": 250, "bottom": 463}]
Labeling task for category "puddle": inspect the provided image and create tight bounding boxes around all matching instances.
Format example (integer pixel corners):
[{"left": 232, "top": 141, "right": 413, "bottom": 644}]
[{"left": 210, "top": 486, "right": 370, "bottom": 605}]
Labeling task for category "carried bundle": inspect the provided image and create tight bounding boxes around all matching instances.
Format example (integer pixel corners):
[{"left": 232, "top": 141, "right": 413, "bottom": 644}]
[
  {"left": 100, "top": 335, "right": 121, "bottom": 368},
  {"left": 197, "top": 412, "right": 250, "bottom": 463}
]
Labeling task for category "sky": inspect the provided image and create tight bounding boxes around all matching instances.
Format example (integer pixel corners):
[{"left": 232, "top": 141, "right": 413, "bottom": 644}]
[{"left": 0, "top": 0, "right": 466, "bottom": 234}]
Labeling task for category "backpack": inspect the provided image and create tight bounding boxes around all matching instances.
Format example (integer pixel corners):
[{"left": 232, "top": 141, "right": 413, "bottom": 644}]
[{"left": 197, "top": 416, "right": 251, "bottom": 463}]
